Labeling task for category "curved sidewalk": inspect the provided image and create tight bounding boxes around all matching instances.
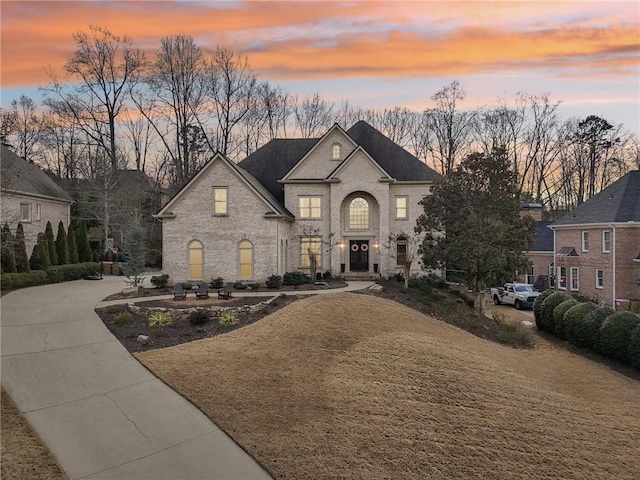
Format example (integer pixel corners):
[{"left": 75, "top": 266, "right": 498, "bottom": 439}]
[{"left": 1, "top": 276, "right": 272, "bottom": 480}]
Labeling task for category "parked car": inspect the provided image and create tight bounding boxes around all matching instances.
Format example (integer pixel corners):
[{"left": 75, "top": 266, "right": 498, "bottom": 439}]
[{"left": 490, "top": 283, "right": 541, "bottom": 310}]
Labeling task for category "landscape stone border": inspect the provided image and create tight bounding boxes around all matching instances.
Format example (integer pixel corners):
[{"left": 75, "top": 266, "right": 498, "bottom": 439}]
[{"left": 127, "top": 295, "right": 280, "bottom": 322}]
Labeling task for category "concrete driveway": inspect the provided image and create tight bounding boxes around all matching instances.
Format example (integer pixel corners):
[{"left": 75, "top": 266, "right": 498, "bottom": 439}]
[{"left": 1, "top": 276, "right": 272, "bottom": 480}]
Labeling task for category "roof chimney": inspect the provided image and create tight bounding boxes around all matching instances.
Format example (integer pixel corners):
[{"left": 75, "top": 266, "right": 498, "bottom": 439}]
[{"left": 520, "top": 203, "right": 543, "bottom": 222}]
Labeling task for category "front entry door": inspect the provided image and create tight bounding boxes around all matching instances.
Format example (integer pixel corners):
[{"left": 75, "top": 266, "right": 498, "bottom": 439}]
[{"left": 349, "top": 240, "right": 369, "bottom": 272}]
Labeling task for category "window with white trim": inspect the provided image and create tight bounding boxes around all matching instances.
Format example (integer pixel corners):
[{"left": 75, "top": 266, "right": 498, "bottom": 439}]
[
  {"left": 557, "top": 266, "right": 567, "bottom": 289},
  {"left": 35, "top": 204, "right": 41, "bottom": 221},
  {"left": 395, "top": 196, "right": 408, "bottom": 220},
  {"left": 396, "top": 235, "right": 407, "bottom": 265},
  {"left": 300, "top": 237, "right": 322, "bottom": 268},
  {"left": 213, "top": 187, "right": 228, "bottom": 215},
  {"left": 526, "top": 265, "right": 534, "bottom": 284},
  {"left": 238, "top": 240, "right": 253, "bottom": 279},
  {"left": 188, "top": 240, "right": 204, "bottom": 279},
  {"left": 602, "top": 230, "right": 611, "bottom": 253},
  {"left": 349, "top": 197, "right": 369, "bottom": 229},
  {"left": 596, "top": 269, "right": 604, "bottom": 289},
  {"left": 298, "top": 196, "right": 321, "bottom": 219},
  {"left": 331, "top": 143, "right": 341, "bottom": 160},
  {"left": 570, "top": 267, "right": 579, "bottom": 291},
  {"left": 581, "top": 231, "right": 589, "bottom": 252},
  {"left": 20, "top": 203, "right": 31, "bottom": 222}
]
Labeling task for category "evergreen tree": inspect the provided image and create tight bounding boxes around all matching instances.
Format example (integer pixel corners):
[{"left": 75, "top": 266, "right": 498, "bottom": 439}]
[
  {"left": 29, "top": 232, "right": 51, "bottom": 271},
  {"left": 45, "top": 221, "right": 58, "bottom": 265},
  {"left": 76, "top": 220, "right": 92, "bottom": 262},
  {"left": 14, "top": 223, "right": 30, "bottom": 273},
  {"left": 1, "top": 223, "right": 17, "bottom": 273},
  {"left": 67, "top": 226, "right": 79, "bottom": 263},
  {"left": 55, "top": 221, "right": 69, "bottom": 265},
  {"left": 121, "top": 216, "right": 147, "bottom": 287}
]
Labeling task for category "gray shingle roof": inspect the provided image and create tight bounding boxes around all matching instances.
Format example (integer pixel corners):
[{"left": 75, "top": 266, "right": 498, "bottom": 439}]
[
  {"left": 346, "top": 121, "right": 441, "bottom": 182},
  {"left": 532, "top": 221, "right": 554, "bottom": 251},
  {"left": 237, "top": 121, "right": 441, "bottom": 204},
  {"left": 554, "top": 170, "right": 640, "bottom": 225},
  {"left": 238, "top": 138, "right": 319, "bottom": 203},
  {"left": 0, "top": 145, "right": 72, "bottom": 203}
]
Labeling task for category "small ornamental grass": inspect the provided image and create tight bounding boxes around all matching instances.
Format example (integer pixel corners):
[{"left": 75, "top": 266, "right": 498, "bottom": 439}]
[
  {"left": 219, "top": 311, "right": 239, "bottom": 327},
  {"left": 148, "top": 312, "right": 173, "bottom": 327},
  {"left": 189, "top": 309, "right": 210, "bottom": 326},
  {"left": 114, "top": 312, "right": 133, "bottom": 326},
  {"left": 492, "top": 311, "right": 536, "bottom": 349}
]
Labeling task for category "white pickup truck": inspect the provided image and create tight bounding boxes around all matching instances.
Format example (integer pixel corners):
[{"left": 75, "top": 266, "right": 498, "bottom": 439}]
[{"left": 490, "top": 283, "right": 541, "bottom": 310}]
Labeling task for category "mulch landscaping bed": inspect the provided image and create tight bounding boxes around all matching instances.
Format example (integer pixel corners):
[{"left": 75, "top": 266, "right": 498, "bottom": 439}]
[{"left": 97, "top": 294, "right": 304, "bottom": 353}]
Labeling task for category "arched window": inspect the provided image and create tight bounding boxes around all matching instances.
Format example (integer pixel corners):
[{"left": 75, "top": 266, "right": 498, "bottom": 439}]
[
  {"left": 396, "top": 235, "right": 407, "bottom": 265},
  {"left": 349, "top": 197, "right": 369, "bottom": 229},
  {"left": 331, "top": 143, "right": 341, "bottom": 160},
  {"left": 188, "top": 240, "right": 204, "bottom": 279},
  {"left": 238, "top": 240, "right": 253, "bottom": 279}
]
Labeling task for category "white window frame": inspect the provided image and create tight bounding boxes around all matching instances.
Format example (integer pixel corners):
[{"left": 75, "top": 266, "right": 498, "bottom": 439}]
[
  {"left": 581, "top": 231, "right": 589, "bottom": 252},
  {"left": 395, "top": 196, "right": 408, "bottom": 220},
  {"left": 602, "top": 230, "right": 610, "bottom": 253},
  {"left": 349, "top": 197, "right": 370, "bottom": 230},
  {"left": 35, "top": 203, "right": 41, "bottom": 221},
  {"left": 188, "top": 240, "right": 204, "bottom": 280},
  {"left": 570, "top": 267, "right": 579, "bottom": 291},
  {"left": 595, "top": 269, "right": 604, "bottom": 289},
  {"left": 331, "top": 143, "right": 341, "bottom": 160},
  {"left": 557, "top": 266, "right": 567, "bottom": 290},
  {"left": 213, "top": 187, "right": 228, "bottom": 215},
  {"left": 20, "top": 203, "right": 31, "bottom": 222},
  {"left": 526, "top": 265, "right": 535, "bottom": 285},
  {"left": 300, "top": 237, "right": 322, "bottom": 269},
  {"left": 396, "top": 235, "right": 407, "bottom": 266},
  {"left": 238, "top": 240, "right": 254, "bottom": 280},
  {"left": 298, "top": 196, "right": 322, "bottom": 219}
]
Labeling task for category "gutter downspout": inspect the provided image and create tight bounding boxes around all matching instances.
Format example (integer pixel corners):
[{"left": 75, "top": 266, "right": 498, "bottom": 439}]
[
  {"left": 550, "top": 225, "right": 556, "bottom": 290},
  {"left": 610, "top": 224, "right": 616, "bottom": 306}
]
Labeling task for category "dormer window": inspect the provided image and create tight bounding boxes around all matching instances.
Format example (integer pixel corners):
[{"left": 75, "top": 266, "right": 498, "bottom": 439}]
[{"left": 331, "top": 143, "right": 341, "bottom": 160}]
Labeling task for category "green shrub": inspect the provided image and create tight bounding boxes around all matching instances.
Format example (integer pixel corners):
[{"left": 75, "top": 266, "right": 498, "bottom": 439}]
[
  {"left": 322, "top": 271, "right": 332, "bottom": 280},
  {"left": 538, "top": 291, "right": 571, "bottom": 332},
  {"left": 423, "top": 274, "right": 447, "bottom": 289},
  {"left": 0, "top": 271, "right": 48, "bottom": 289},
  {"left": 563, "top": 302, "right": 598, "bottom": 344},
  {"left": 233, "top": 281, "right": 248, "bottom": 290},
  {"left": 553, "top": 298, "right": 579, "bottom": 339},
  {"left": 144, "top": 248, "right": 162, "bottom": 267},
  {"left": 266, "top": 274, "right": 282, "bottom": 289},
  {"left": 181, "top": 282, "right": 194, "bottom": 290},
  {"left": 628, "top": 323, "right": 640, "bottom": 370},
  {"left": 533, "top": 289, "right": 554, "bottom": 328},
  {"left": 283, "top": 271, "right": 312, "bottom": 285},
  {"left": 114, "top": 312, "right": 133, "bottom": 326},
  {"left": 150, "top": 274, "right": 169, "bottom": 288},
  {"left": 209, "top": 277, "right": 224, "bottom": 289},
  {"left": 189, "top": 309, "right": 210, "bottom": 325},
  {"left": 575, "top": 306, "right": 615, "bottom": 350},
  {"left": 248, "top": 283, "right": 260, "bottom": 290},
  {"left": 393, "top": 272, "right": 404, "bottom": 282},
  {"left": 407, "top": 277, "right": 424, "bottom": 289},
  {"left": 598, "top": 311, "right": 640, "bottom": 363},
  {"left": 218, "top": 310, "right": 238, "bottom": 327},
  {"left": 148, "top": 312, "right": 172, "bottom": 327},
  {"left": 104, "top": 305, "right": 125, "bottom": 315}
]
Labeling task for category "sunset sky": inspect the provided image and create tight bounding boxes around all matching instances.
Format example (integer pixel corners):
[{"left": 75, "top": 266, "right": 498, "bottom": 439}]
[{"left": 1, "top": 0, "right": 639, "bottom": 131}]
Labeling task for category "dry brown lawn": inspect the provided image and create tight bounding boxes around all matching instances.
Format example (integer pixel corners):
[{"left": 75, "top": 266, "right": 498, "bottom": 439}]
[
  {"left": 1, "top": 387, "right": 67, "bottom": 480},
  {"left": 137, "top": 293, "right": 640, "bottom": 480}
]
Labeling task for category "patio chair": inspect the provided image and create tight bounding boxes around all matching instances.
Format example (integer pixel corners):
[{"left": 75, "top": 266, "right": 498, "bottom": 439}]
[
  {"left": 196, "top": 282, "right": 210, "bottom": 300},
  {"left": 218, "top": 282, "right": 234, "bottom": 300},
  {"left": 173, "top": 283, "right": 187, "bottom": 300}
]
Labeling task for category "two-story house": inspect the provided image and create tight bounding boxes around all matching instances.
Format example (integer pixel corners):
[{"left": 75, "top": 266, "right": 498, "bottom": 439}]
[
  {"left": 155, "top": 122, "right": 441, "bottom": 283},
  {"left": 550, "top": 170, "right": 639, "bottom": 307},
  {"left": 1, "top": 145, "right": 73, "bottom": 253}
]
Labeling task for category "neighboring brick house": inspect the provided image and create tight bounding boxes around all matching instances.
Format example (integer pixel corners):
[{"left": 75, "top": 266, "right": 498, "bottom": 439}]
[
  {"left": 550, "top": 170, "right": 640, "bottom": 307},
  {"left": 155, "top": 122, "right": 441, "bottom": 283},
  {"left": 0, "top": 145, "right": 73, "bottom": 253}
]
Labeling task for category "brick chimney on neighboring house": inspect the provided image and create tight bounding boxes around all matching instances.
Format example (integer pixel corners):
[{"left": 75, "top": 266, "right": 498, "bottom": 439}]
[{"left": 520, "top": 203, "right": 543, "bottom": 221}]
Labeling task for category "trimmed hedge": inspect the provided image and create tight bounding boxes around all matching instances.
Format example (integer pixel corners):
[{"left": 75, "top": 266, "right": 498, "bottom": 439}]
[
  {"left": 553, "top": 298, "right": 579, "bottom": 339},
  {"left": 538, "top": 291, "right": 571, "bottom": 332},
  {"left": 283, "top": 271, "right": 312, "bottom": 286},
  {"left": 563, "top": 302, "right": 598, "bottom": 344},
  {"left": 598, "top": 312, "right": 640, "bottom": 363},
  {"left": 629, "top": 323, "right": 640, "bottom": 370},
  {"left": 575, "top": 306, "right": 615, "bottom": 350},
  {"left": 533, "top": 289, "right": 554, "bottom": 329},
  {"left": 1, "top": 262, "right": 100, "bottom": 290}
]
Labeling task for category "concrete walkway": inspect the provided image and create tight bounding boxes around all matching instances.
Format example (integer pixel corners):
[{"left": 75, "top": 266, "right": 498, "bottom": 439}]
[{"left": 1, "top": 276, "right": 374, "bottom": 479}]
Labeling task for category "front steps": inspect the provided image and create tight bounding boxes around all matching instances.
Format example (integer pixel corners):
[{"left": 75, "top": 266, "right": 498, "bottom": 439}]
[{"left": 343, "top": 272, "right": 380, "bottom": 282}]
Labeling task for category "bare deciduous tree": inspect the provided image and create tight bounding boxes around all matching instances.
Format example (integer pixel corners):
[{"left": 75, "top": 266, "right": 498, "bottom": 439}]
[{"left": 294, "top": 92, "right": 334, "bottom": 138}]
